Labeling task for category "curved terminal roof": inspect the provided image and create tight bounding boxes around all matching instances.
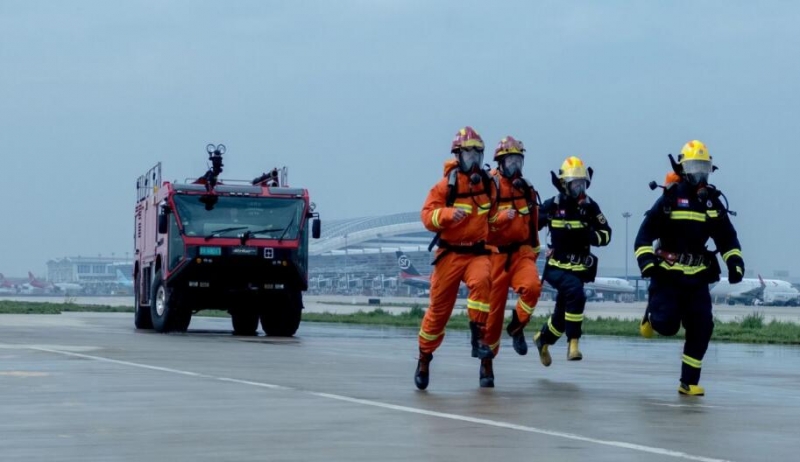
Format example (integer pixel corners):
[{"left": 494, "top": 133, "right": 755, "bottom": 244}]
[{"left": 310, "top": 212, "right": 429, "bottom": 256}]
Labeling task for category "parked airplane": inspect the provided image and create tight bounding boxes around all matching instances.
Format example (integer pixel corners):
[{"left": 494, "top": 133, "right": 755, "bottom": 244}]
[
  {"left": 28, "top": 271, "right": 83, "bottom": 293},
  {"left": 395, "top": 251, "right": 634, "bottom": 301},
  {"left": 711, "top": 274, "right": 799, "bottom": 306},
  {"left": 115, "top": 269, "right": 134, "bottom": 288}
]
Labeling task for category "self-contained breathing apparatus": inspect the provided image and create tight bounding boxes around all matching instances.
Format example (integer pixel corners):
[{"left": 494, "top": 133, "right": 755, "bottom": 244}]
[
  {"left": 427, "top": 165, "right": 495, "bottom": 265},
  {"left": 492, "top": 174, "right": 542, "bottom": 271}
]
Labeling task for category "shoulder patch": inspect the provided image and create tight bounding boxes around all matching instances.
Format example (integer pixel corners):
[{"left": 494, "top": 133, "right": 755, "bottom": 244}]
[{"left": 597, "top": 213, "right": 607, "bottom": 224}]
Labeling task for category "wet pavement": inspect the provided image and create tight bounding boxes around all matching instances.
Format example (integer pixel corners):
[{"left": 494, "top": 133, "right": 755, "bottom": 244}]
[{"left": 1, "top": 313, "right": 799, "bottom": 461}]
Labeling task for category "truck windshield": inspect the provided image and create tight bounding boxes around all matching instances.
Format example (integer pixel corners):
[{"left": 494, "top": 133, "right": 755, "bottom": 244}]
[{"left": 173, "top": 195, "right": 305, "bottom": 240}]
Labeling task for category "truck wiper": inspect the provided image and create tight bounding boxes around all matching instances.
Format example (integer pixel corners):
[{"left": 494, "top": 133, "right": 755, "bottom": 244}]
[
  {"left": 241, "top": 227, "right": 281, "bottom": 244},
  {"left": 204, "top": 226, "right": 248, "bottom": 241},
  {"left": 277, "top": 214, "right": 298, "bottom": 243}
]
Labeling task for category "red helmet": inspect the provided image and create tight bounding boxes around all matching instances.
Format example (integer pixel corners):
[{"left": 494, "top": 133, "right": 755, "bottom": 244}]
[
  {"left": 450, "top": 126, "right": 485, "bottom": 153},
  {"left": 493, "top": 136, "right": 525, "bottom": 161}
]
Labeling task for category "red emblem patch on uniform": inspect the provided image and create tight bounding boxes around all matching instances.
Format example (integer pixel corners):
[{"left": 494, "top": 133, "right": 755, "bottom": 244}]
[{"left": 677, "top": 198, "right": 690, "bottom": 207}]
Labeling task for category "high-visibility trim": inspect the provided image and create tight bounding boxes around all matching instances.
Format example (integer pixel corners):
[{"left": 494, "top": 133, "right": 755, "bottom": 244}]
[
  {"left": 670, "top": 211, "right": 706, "bottom": 222},
  {"left": 488, "top": 214, "right": 499, "bottom": 224},
  {"left": 565, "top": 312, "right": 584, "bottom": 322},
  {"left": 722, "top": 249, "right": 743, "bottom": 262},
  {"left": 498, "top": 204, "right": 512, "bottom": 211},
  {"left": 551, "top": 219, "right": 585, "bottom": 229},
  {"left": 466, "top": 299, "right": 490, "bottom": 313},
  {"left": 635, "top": 246, "right": 655, "bottom": 258},
  {"left": 642, "top": 262, "right": 655, "bottom": 272},
  {"left": 547, "top": 259, "right": 588, "bottom": 271},
  {"left": 706, "top": 210, "right": 719, "bottom": 218},
  {"left": 432, "top": 209, "right": 443, "bottom": 228},
  {"left": 595, "top": 232, "right": 602, "bottom": 244},
  {"left": 477, "top": 207, "right": 490, "bottom": 215},
  {"left": 454, "top": 202, "right": 473, "bottom": 212},
  {"left": 599, "top": 230, "right": 610, "bottom": 244},
  {"left": 518, "top": 206, "right": 530, "bottom": 214},
  {"left": 489, "top": 339, "right": 501, "bottom": 350},
  {"left": 682, "top": 354, "right": 702, "bottom": 369},
  {"left": 659, "top": 261, "right": 707, "bottom": 275},
  {"left": 547, "top": 317, "right": 563, "bottom": 337},
  {"left": 419, "top": 328, "right": 444, "bottom": 342},
  {"left": 517, "top": 299, "right": 534, "bottom": 315},
  {"left": 532, "top": 245, "right": 541, "bottom": 254}
]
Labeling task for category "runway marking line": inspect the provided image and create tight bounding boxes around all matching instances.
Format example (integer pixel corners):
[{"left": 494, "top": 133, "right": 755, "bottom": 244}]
[{"left": 28, "top": 346, "right": 732, "bottom": 462}]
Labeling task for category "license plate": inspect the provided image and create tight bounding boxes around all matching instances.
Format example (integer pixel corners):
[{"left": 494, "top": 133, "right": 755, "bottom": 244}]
[{"left": 199, "top": 246, "right": 222, "bottom": 256}]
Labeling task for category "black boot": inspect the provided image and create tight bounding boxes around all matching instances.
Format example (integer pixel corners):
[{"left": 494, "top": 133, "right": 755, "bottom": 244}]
[
  {"left": 414, "top": 351, "right": 433, "bottom": 390},
  {"left": 469, "top": 321, "right": 481, "bottom": 358},
  {"left": 506, "top": 311, "right": 528, "bottom": 356},
  {"left": 479, "top": 358, "right": 494, "bottom": 388}
]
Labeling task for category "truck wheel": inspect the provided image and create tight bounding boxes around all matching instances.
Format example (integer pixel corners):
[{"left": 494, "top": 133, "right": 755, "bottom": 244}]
[
  {"left": 134, "top": 275, "right": 153, "bottom": 330},
  {"left": 172, "top": 308, "right": 192, "bottom": 332},
  {"left": 231, "top": 311, "right": 259, "bottom": 336},
  {"left": 150, "top": 270, "right": 182, "bottom": 333},
  {"left": 261, "top": 290, "right": 303, "bottom": 337}
]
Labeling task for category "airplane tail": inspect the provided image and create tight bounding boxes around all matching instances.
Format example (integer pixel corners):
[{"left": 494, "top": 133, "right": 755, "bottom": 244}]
[
  {"left": 28, "top": 271, "right": 36, "bottom": 282},
  {"left": 758, "top": 274, "right": 766, "bottom": 288},
  {"left": 116, "top": 269, "right": 130, "bottom": 282},
  {"left": 395, "top": 251, "right": 422, "bottom": 276}
]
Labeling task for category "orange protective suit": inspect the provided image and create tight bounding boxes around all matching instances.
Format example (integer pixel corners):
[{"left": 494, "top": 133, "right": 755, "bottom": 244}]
[
  {"left": 482, "top": 172, "right": 542, "bottom": 355},
  {"left": 418, "top": 160, "right": 493, "bottom": 354}
]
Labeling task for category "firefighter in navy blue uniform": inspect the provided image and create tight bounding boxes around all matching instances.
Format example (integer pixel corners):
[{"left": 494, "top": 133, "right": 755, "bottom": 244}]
[
  {"left": 635, "top": 140, "right": 744, "bottom": 397},
  {"left": 533, "top": 156, "right": 612, "bottom": 365}
]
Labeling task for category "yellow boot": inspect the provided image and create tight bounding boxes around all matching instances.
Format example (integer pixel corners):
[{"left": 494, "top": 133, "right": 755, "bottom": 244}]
[
  {"left": 533, "top": 332, "right": 552, "bottom": 367},
  {"left": 678, "top": 382, "right": 705, "bottom": 396},
  {"left": 640, "top": 313, "right": 654, "bottom": 339},
  {"left": 567, "top": 338, "right": 583, "bottom": 361}
]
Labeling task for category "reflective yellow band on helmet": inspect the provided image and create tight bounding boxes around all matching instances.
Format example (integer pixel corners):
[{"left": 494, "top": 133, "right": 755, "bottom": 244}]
[
  {"left": 551, "top": 220, "right": 585, "bottom": 229},
  {"left": 670, "top": 211, "right": 706, "bottom": 222},
  {"left": 722, "top": 249, "right": 743, "bottom": 262},
  {"left": 659, "top": 262, "right": 707, "bottom": 275},
  {"left": 419, "top": 328, "right": 444, "bottom": 341},
  {"left": 467, "top": 299, "right": 490, "bottom": 313},
  {"left": 518, "top": 299, "right": 534, "bottom": 315},
  {"left": 635, "top": 246, "right": 655, "bottom": 258},
  {"left": 548, "top": 260, "right": 588, "bottom": 271},
  {"left": 706, "top": 210, "right": 719, "bottom": 218},
  {"left": 432, "top": 209, "right": 443, "bottom": 228},
  {"left": 565, "top": 313, "right": 584, "bottom": 322},
  {"left": 454, "top": 203, "right": 473, "bottom": 212},
  {"left": 547, "top": 317, "right": 562, "bottom": 337},
  {"left": 682, "top": 354, "right": 702, "bottom": 369}
]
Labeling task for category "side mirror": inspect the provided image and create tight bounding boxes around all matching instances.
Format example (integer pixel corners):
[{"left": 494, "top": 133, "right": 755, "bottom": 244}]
[
  {"left": 157, "top": 205, "right": 170, "bottom": 234},
  {"left": 312, "top": 218, "right": 321, "bottom": 239}
]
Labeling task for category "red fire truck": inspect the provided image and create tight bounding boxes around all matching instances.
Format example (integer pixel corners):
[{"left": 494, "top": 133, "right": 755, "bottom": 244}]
[{"left": 133, "top": 144, "right": 320, "bottom": 336}]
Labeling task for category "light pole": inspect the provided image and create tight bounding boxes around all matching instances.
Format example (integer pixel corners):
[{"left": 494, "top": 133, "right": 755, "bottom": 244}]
[
  {"left": 622, "top": 212, "right": 632, "bottom": 282},
  {"left": 344, "top": 234, "right": 349, "bottom": 289}
]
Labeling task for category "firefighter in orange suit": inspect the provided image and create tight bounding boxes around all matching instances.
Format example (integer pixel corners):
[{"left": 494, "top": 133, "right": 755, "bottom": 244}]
[
  {"left": 480, "top": 136, "right": 543, "bottom": 387},
  {"left": 415, "top": 126, "right": 495, "bottom": 390}
]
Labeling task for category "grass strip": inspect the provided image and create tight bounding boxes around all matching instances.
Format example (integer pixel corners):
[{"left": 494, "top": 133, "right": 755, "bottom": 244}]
[{"left": 2, "top": 301, "right": 797, "bottom": 345}]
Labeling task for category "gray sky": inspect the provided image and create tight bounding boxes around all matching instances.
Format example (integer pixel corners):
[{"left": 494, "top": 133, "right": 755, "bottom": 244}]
[{"left": 2, "top": 0, "right": 799, "bottom": 278}]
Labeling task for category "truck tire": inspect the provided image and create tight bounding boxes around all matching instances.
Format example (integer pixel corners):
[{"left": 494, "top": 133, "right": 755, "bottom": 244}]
[
  {"left": 260, "top": 290, "right": 303, "bottom": 337},
  {"left": 134, "top": 275, "right": 153, "bottom": 330},
  {"left": 150, "top": 270, "right": 185, "bottom": 333},
  {"left": 231, "top": 311, "right": 259, "bottom": 336}
]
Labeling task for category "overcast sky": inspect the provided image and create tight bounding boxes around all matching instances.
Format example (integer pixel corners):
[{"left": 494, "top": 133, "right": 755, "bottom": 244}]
[{"left": 2, "top": 0, "right": 799, "bottom": 278}]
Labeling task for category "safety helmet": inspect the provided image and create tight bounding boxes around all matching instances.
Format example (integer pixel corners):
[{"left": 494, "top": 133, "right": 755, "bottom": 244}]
[
  {"left": 558, "top": 156, "right": 590, "bottom": 198},
  {"left": 450, "top": 126, "right": 485, "bottom": 153},
  {"left": 493, "top": 136, "right": 525, "bottom": 161},
  {"left": 678, "top": 140, "right": 712, "bottom": 185}
]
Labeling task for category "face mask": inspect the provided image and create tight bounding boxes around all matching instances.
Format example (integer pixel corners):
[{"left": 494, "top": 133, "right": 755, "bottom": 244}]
[
  {"left": 500, "top": 154, "right": 524, "bottom": 178},
  {"left": 458, "top": 148, "right": 484, "bottom": 173},
  {"left": 567, "top": 179, "right": 587, "bottom": 198}
]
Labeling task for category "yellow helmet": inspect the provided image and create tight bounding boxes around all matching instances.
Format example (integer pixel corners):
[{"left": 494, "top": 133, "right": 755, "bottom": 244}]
[
  {"left": 678, "top": 140, "right": 713, "bottom": 185},
  {"left": 558, "top": 156, "right": 588, "bottom": 181},
  {"left": 679, "top": 140, "right": 711, "bottom": 163}
]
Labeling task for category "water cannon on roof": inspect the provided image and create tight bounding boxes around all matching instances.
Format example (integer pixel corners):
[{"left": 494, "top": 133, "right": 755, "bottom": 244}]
[{"left": 197, "top": 143, "right": 226, "bottom": 210}]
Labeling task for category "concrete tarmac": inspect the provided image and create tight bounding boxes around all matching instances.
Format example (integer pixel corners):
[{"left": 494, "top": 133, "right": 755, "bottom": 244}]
[{"left": 1, "top": 313, "right": 799, "bottom": 461}]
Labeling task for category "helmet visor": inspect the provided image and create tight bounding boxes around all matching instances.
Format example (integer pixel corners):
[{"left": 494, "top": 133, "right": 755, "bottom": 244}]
[
  {"left": 501, "top": 154, "right": 524, "bottom": 177},
  {"left": 566, "top": 179, "right": 587, "bottom": 198},
  {"left": 682, "top": 159, "right": 712, "bottom": 185},
  {"left": 458, "top": 148, "right": 484, "bottom": 172}
]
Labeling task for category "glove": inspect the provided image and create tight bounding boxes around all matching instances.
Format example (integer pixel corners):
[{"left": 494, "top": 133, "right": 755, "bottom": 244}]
[{"left": 727, "top": 256, "right": 745, "bottom": 284}]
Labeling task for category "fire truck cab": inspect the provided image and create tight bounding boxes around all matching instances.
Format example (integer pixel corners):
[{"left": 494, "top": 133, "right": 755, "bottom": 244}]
[{"left": 133, "top": 144, "right": 320, "bottom": 336}]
